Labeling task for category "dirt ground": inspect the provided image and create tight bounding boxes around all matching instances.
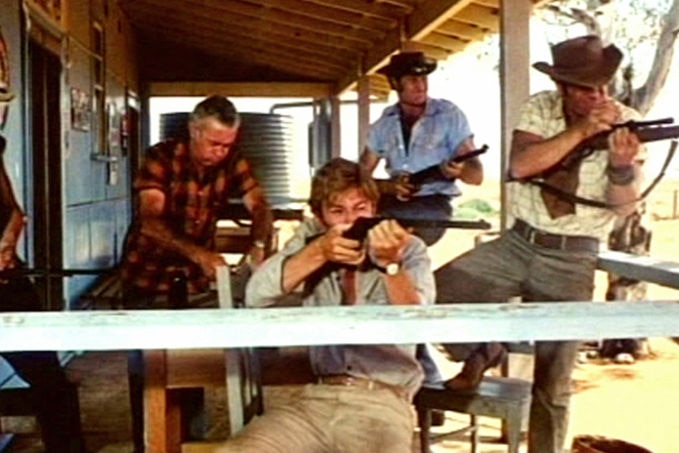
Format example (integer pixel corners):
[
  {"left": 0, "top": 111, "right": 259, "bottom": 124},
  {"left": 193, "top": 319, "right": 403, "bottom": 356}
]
[{"left": 424, "top": 178, "right": 679, "bottom": 453}]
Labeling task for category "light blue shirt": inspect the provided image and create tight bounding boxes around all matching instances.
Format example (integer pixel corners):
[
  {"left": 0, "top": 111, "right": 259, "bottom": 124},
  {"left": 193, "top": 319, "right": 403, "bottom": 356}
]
[
  {"left": 245, "top": 218, "right": 435, "bottom": 397},
  {"left": 367, "top": 98, "right": 473, "bottom": 197}
]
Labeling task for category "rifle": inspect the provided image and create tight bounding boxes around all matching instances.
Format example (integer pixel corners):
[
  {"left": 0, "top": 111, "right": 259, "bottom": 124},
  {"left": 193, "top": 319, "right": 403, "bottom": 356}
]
[
  {"left": 342, "top": 216, "right": 491, "bottom": 241},
  {"left": 566, "top": 117, "right": 678, "bottom": 166},
  {"left": 403, "top": 145, "right": 489, "bottom": 186},
  {"left": 0, "top": 267, "right": 113, "bottom": 279},
  {"left": 375, "top": 145, "right": 488, "bottom": 194}
]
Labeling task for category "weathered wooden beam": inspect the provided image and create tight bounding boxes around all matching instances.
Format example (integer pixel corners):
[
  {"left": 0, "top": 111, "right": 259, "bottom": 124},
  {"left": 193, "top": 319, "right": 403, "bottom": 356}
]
[
  {"left": 456, "top": 3, "right": 500, "bottom": 31},
  {"left": 402, "top": 41, "right": 451, "bottom": 61},
  {"left": 1, "top": 302, "right": 679, "bottom": 352},
  {"left": 336, "top": 0, "right": 462, "bottom": 93},
  {"left": 148, "top": 82, "right": 332, "bottom": 98},
  {"left": 437, "top": 19, "right": 489, "bottom": 41},
  {"left": 419, "top": 32, "right": 468, "bottom": 53},
  {"left": 598, "top": 251, "right": 679, "bottom": 289}
]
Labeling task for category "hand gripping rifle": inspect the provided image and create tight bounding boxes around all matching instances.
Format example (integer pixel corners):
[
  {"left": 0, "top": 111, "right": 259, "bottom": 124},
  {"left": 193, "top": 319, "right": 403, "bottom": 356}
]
[
  {"left": 302, "top": 216, "right": 491, "bottom": 293},
  {"left": 521, "top": 117, "right": 679, "bottom": 210},
  {"left": 375, "top": 145, "right": 488, "bottom": 195},
  {"left": 342, "top": 216, "right": 491, "bottom": 241},
  {"left": 570, "top": 117, "right": 679, "bottom": 162}
]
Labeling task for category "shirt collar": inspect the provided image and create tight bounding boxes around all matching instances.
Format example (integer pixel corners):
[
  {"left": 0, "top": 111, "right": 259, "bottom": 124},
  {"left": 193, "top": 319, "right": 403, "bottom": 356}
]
[{"left": 385, "top": 97, "right": 436, "bottom": 117}]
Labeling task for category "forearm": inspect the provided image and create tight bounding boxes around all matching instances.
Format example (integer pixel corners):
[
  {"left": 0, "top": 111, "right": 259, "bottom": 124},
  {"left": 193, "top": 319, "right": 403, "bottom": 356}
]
[
  {"left": 605, "top": 163, "right": 643, "bottom": 216},
  {"left": 0, "top": 209, "right": 25, "bottom": 250},
  {"left": 280, "top": 238, "right": 328, "bottom": 293},
  {"left": 382, "top": 270, "right": 422, "bottom": 305},
  {"left": 510, "top": 127, "right": 587, "bottom": 179},
  {"left": 458, "top": 158, "right": 483, "bottom": 185},
  {"left": 140, "top": 218, "right": 207, "bottom": 263}
]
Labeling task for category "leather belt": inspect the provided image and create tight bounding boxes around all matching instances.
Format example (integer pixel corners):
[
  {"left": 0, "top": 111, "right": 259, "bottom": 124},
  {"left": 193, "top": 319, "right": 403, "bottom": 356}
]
[
  {"left": 512, "top": 219, "right": 599, "bottom": 253},
  {"left": 317, "top": 374, "right": 409, "bottom": 401}
]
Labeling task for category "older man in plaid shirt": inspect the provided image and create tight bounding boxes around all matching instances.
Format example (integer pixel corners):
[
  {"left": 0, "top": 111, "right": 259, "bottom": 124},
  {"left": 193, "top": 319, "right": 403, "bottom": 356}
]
[{"left": 120, "top": 95, "right": 273, "bottom": 452}]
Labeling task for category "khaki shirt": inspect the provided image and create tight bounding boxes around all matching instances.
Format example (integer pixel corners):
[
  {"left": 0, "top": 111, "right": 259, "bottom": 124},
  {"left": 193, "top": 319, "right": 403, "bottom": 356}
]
[
  {"left": 508, "top": 90, "right": 642, "bottom": 242},
  {"left": 245, "top": 217, "right": 435, "bottom": 398}
]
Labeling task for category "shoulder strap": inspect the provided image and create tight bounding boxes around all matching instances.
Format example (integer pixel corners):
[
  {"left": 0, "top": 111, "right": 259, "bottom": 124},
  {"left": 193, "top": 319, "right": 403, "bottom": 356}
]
[{"left": 525, "top": 140, "right": 677, "bottom": 210}]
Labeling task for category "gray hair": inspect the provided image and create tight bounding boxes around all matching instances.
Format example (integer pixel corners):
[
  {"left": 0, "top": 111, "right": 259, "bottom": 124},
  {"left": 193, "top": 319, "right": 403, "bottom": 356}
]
[{"left": 190, "top": 95, "right": 240, "bottom": 127}]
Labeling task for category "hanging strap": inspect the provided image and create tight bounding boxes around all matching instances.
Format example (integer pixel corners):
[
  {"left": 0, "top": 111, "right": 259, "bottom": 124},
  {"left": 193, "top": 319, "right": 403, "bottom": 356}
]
[{"left": 526, "top": 140, "right": 677, "bottom": 210}]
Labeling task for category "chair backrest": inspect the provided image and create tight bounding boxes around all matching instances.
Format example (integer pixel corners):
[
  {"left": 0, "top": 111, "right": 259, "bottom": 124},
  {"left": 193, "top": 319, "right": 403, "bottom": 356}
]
[{"left": 216, "top": 265, "right": 263, "bottom": 434}]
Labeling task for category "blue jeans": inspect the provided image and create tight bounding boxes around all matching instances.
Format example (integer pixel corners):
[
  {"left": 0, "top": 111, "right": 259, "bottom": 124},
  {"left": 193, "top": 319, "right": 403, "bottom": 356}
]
[{"left": 378, "top": 194, "right": 453, "bottom": 246}]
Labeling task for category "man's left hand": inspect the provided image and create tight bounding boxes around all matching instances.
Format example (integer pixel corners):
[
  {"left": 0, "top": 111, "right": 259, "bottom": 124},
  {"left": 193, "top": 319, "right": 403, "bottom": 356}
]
[
  {"left": 367, "top": 219, "right": 410, "bottom": 268},
  {"left": 608, "top": 127, "right": 641, "bottom": 167},
  {"left": 440, "top": 160, "right": 464, "bottom": 179}
]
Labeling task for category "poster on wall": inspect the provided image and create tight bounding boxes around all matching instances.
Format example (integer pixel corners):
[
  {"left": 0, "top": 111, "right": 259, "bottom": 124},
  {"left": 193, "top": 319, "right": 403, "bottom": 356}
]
[
  {"left": 0, "top": 26, "right": 13, "bottom": 130},
  {"left": 70, "top": 88, "right": 91, "bottom": 131}
]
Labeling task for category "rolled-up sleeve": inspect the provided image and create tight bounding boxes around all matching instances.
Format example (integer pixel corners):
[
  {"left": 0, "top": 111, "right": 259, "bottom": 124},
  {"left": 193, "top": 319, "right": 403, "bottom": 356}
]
[
  {"left": 245, "top": 222, "right": 312, "bottom": 308},
  {"left": 403, "top": 237, "right": 436, "bottom": 305}
]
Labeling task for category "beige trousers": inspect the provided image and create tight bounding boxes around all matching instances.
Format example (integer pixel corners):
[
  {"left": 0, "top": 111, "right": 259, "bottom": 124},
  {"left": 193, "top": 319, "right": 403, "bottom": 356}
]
[{"left": 216, "top": 383, "right": 415, "bottom": 453}]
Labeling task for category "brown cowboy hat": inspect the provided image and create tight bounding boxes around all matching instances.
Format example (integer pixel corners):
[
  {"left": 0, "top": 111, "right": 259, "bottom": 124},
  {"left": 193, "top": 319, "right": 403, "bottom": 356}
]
[
  {"left": 378, "top": 51, "right": 437, "bottom": 79},
  {"left": 533, "top": 35, "right": 622, "bottom": 88}
]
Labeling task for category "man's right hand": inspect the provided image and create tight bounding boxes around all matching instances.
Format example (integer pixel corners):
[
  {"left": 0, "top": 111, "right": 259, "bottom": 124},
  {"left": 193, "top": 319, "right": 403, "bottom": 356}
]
[
  {"left": 194, "top": 250, "right": 228, "bottom": 280},
  {"left": 574, "top": 99, "right": 621, "bottom": 139},
  {"left": 316, "top": 224, "right": 365, "bottom": 266},
  {"left": 394, "top": 174, "right": 420, "bottom": 201}
]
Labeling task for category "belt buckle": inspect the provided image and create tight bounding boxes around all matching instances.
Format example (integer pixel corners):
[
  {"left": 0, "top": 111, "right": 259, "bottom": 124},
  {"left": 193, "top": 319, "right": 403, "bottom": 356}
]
[{"left": 528, "top": 229, "right": 537, "bottom": 244}]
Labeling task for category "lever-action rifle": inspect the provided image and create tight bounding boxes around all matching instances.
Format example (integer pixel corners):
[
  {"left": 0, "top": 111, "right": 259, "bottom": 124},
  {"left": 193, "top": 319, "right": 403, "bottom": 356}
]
[
  {"left": 521, "top": 117, "right": 679, "bottom": 210},
  {"left": 552, "top": 117, "right": 679, "bottom": 172},
  {"left": 375, "top": 145, "right": 489, "bottom": 194},
  {"left": 342, "top": 216, "right": 491, "bottom": 241},
  {"left": 403, "top": 145, "right": 489, "bottom": 186}
]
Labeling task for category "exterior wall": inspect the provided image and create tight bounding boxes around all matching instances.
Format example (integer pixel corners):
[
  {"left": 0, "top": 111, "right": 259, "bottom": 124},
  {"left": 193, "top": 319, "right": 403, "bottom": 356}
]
[{"left": 1, "top": 0, "right": 140, "bottom": 308}]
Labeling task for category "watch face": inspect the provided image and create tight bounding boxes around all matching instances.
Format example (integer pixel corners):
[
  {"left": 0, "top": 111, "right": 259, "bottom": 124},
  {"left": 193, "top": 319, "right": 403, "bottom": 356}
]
[{"left": 386, "top": 262, "right": 400, "bottom": 276}]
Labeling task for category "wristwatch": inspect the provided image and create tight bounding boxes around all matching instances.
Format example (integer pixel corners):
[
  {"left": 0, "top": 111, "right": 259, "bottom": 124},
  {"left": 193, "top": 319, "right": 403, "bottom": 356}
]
[{"left": 385, "top": 262, "right": 401, "bottom": 276}]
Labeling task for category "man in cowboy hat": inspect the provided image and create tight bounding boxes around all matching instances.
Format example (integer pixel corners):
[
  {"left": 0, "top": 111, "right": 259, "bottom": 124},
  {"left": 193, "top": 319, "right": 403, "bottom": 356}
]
[
  {"left": 359, "top": 51, "right": 485, "bottom": 396},
  {"left": 360, "top": 51, "right": 484, "bottom": 247},
  {"left": 433, "top": 35, "right": 644, "bottom": 453}
]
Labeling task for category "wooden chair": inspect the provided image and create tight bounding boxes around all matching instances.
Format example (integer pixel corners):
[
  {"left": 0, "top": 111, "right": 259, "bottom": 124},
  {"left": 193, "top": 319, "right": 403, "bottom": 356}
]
[
  {"left": 143, "top": 265, "right": 263, "bottom": 453},
  {"left": 414, "top": 376, "right": 531, "bottom": 453}
]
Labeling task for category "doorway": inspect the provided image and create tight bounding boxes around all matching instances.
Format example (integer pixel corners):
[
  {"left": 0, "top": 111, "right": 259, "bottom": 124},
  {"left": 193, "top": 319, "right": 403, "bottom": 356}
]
[{"left": 28, "top": 39, "right": 63, "bottom": 310}]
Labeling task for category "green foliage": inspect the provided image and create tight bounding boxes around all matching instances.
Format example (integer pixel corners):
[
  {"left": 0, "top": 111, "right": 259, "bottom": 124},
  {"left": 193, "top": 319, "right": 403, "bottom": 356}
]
[{"left": 455, "top": 199, "right": 499, "bottom": 219}]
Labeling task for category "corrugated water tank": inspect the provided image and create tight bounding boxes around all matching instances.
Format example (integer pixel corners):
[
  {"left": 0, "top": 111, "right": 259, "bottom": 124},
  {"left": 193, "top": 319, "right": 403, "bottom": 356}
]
[{"left": 160, "top": 112, "right": 296, "bottom": 205}]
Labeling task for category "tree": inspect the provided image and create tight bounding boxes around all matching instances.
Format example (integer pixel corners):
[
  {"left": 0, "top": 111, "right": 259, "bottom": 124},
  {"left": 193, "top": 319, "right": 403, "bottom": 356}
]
[
  {"left": 538, "top": 0, "right": 679, "bottom": 360},
  {"left": 538, "top": 0, "right": 679, "bottom": 115}
]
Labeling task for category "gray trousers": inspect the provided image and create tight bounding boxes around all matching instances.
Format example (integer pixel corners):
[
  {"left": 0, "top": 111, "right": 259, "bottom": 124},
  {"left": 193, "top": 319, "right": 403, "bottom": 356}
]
[{"left": 434, "top": 230, "right": 598, "bottom": 453}]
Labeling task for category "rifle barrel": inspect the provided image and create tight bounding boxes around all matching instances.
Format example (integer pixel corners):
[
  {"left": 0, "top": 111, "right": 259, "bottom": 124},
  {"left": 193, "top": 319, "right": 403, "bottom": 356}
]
[
  {"left": 0, "top": 268, "right": 113, "bottom": 279},
  {"left": 583, "top": 125, "right": 679, "bottom": 150},
  {"left": 399, "top": 218, "right": 491, "bottom": 230}
]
